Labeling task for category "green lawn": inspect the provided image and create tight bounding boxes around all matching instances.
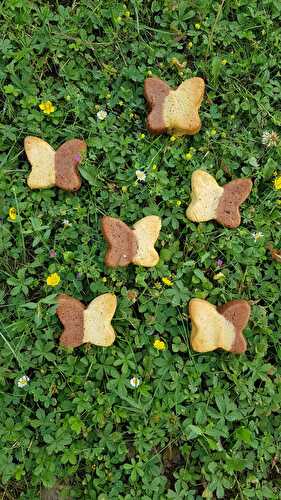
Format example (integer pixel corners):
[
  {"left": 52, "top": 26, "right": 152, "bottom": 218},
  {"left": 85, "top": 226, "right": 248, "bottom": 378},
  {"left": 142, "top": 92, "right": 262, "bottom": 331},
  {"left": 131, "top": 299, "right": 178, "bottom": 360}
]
[{"left": 1, "top": 1, "right": 281, "bottom": 498}]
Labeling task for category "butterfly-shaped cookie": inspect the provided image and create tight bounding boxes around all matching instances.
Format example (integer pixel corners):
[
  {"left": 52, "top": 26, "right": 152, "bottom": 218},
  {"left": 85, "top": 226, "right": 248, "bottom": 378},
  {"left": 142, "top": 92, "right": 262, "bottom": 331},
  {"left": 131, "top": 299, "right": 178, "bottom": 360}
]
[
  {"left": 24, "top": 136, "right": 87, "bottom": 191},
  {"left": 101, "top": 215, "right": 161, "bottom": 267},
  {"left": 144, "top": 77, "right": 205, "bottom": 136},
  {"left": 57, "top": 293, "right": 117, "bottom": 348},
  {"left": 186, "top": 170, "right": 253, "bottom": 228},
  {"left": 189, "top": 298, "right": 251, "bottom": 353}
]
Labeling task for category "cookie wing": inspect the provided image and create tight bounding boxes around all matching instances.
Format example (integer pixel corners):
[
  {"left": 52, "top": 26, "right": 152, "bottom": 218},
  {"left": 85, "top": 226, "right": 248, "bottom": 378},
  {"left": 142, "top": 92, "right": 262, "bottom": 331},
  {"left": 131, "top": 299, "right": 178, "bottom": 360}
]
[
  {"left": 83, "top": 293, "right": 117, "bottom": 346},
  {"left": 164, "top": 77, "right": 205, "bottom": 136},
  {"left": 132, "top": 215, "right": 161, "bottom": 267},
  {"left": 217, "top": 300, "right": 250, "bottom": 353},
  {"left": 177, "top": 78, "right": 205, "bottom": 107},
  {"left": 216, "top": 179, "right": 253, "bottom": 228},
  {"left": 24, "top": 136, "right": 56, "bottom": 189},
  {"left": 144, "top": 78, "right": 171, "bottom": 134},
  {"left": 57, "top": 294, "right": 85, "bottom": 348},
  {"left": 101, "top": 216, "right": 138, "bottom": 267},
  {"left": 55, "top": 139, "right": 87, "bottom": 191},
  {"left": 186, "top": 170, "right": 224, "bottom": 222}
]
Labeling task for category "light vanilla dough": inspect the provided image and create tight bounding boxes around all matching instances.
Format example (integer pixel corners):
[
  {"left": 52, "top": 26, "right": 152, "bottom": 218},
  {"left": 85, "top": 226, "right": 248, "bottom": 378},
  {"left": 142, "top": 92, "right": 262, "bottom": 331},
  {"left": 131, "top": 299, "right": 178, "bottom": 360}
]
[
  {"left": 133, "top": 216, "right": 161, "bottom": 267},
  {"left": 25, "top": 136, "right": 56, "bottom": 189},
  {"left": 83, "top": 293, "right": 117, "bottom": 346},
  {"left": 162, "top": 78, "right": 205, "bottom": 136},
  {"left": 186, "top": 170, "right": 224, "bottom": 222}
]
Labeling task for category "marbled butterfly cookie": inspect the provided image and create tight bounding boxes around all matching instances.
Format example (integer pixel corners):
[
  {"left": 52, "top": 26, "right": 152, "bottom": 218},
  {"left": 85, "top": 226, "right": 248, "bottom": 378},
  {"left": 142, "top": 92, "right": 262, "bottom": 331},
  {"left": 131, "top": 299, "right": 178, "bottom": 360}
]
[
  {"left": 186, "top": 170, "right": 252, "bottom": 228},
  {"left": 57, "top": 293, "right": 117, "bottom": 348},
  {"left": 24, "top": 136, "right": 87, "bottom": 191},
  {"left": 101, "top": 215, "right": 161, "bottom": 268},
  {"left": 189, "top": 298, "right": 251, "bottom": 354},
  {"left": 144, "top": 77, "right": 205, "bottom": 136}
]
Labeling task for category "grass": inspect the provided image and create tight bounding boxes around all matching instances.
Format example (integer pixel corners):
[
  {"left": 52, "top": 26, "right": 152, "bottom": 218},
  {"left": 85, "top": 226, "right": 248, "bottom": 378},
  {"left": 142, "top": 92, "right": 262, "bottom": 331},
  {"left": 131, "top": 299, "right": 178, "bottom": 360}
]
[{"left": 0, "top": 0, "right": 281, "bottom": 498}]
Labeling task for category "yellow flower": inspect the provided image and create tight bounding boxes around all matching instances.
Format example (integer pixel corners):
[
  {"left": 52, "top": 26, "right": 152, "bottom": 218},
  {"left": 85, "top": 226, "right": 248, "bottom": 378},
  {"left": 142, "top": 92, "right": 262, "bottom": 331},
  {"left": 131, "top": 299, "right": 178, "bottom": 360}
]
[
  {"left": 210, "top": 128, "right": 217, "bottom": 136},
  {"left": 162, "top": 277, "right": 173, "bottom": 286},
  {"left": 153, "top": 339, "right": 166, "bottom": 351},
  {"left": 170, "top": 135, "right": 176, "bottom": 142},
  {"left": 152, "top": 164, "right": 157, "bottom": 171},
  {"left": 39, "top": 101, "right": 56, "bottom": 115},
  {"left": 195, "top": 23, "right": 201, "bottom": 29},
  {"left": 185, "top": 152, "right": 193, "bottom": 160},
  {"left": 176, "top": 200, "right": 181, "bottom": 206},
  {"left": 124, "top": 10, "right": 130, "bottom": 17},
  {"left": 188, "top": 42, "right": 193, "bottom": 48},
  {"left": 46, "top": 273, "right": 61, "bottom": 287},
  {"left": 274, "top": 176, "right": 281, "bottom": 190},
  {"left": 139, "top": 133, "right": 145, "bottom": 139},
  {"left": 9, "top": 207, "right": 17, "bottom": 221},
  {"left": 277, "top": 200, "right": 281, "bottom": 205},
  {"left": 221, "top": 59, "right": 227, "bottom": 65},
  {"left": 122, "top": 186, "right": 128, "bottom": 192}
]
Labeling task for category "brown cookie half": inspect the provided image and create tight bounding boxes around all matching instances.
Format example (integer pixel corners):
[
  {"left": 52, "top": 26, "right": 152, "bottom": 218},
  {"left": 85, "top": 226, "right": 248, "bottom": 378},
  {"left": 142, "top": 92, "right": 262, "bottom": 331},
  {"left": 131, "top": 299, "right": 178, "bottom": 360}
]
[
  {"left": 144, "top": 78, "right": 171, "bottom": 134},
  {"left": 217, "top": 300, "right": 251, "bottom": 353},
  {"left": 216, "top": 179, "right": 253, "bottom": 228},
  {"left": 57, "top": 294, "right": 85, "bottom": 347},
  {"left": 55, "top": 139, "right": 87, "bottom": 191},
  {"left": 101, "top": 216, "right": 138, "bottom": 267}
]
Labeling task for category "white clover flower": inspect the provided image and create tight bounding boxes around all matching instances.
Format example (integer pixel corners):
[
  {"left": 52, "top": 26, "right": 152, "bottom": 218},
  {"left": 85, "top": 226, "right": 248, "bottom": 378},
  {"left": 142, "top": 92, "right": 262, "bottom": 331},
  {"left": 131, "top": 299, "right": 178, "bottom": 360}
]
[
  {"left": 62, "top": 219, "right": 72, "bottom": 227},
  {"left": 130, "top": 376, "right": 141, "bottom": 388},
  {"left": 261, "top": 131, "right": 279, "bottom": 148},
  {"left": 97, "top": 110, "right": 108, "bottom": 120},
  {"left": 252, "top": 231, "right": 264, "bottom": 242},
  {"left": 135, "top": 170, "right": 146, "bottom": 182},
  {"left": 17, "top": 375, "right": 30, "bottom": 388}
]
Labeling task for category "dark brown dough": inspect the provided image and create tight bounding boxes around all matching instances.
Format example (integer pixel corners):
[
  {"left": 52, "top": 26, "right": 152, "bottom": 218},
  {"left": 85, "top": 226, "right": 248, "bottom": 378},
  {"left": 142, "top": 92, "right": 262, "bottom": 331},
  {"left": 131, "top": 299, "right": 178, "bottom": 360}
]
[
  {"left": 101, "top": 216, "right": 138, "bottom": 267},
  {"left": 55, "top": 139, "right": 87, "bottom": 191},
  {"left": 216, "top": 179, "right": 253, "bottom": 228},
  {"left": 57, "top": 294, "right": 85, "bottom": 347},
  {"left": 144, "top": 78, "right": 170, "bottom": 134},
  {"left": 217, "top": 300, "right": 251, "bottom": 353}
]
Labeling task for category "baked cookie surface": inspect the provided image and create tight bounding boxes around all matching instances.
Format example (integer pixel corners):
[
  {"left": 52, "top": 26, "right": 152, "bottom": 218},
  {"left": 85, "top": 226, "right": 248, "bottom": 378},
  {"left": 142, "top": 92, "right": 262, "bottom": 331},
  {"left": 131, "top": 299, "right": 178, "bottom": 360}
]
[
  {"left": 189, "top": 298, "right": 251, "bottom": 353},
  {"left": 101, "top": 215, "right": 161, "bottom": 268},
  {"left": 24, "top": 136, "right": 87, "bottom": 191},
  {"left": 57, "top": 293, "right": 117, "bottom": 348},
  {"left": 186, "top": 170, "right": 252, "bottom": 228},
  {"left": 144, "top": 77, "right": 205, "bottom": 136}
]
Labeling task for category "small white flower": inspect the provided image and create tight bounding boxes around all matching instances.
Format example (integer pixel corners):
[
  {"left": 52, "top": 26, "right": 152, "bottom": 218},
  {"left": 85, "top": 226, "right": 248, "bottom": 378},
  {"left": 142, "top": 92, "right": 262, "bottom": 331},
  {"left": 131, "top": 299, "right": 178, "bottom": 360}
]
[
  {"left": 130, "top": 376, "right": 141, "bottom": 388},
  {"left": 62, "top": 219, "right": 72, "bottom": 227},
  {"left": 135, "top": 170, "right": 146, "bottom": 182},
  {"left": 17, "top": 375, "right": 30, "bottom": 388},
  {"left": 97, "top": 110, "right": 107, "bottom": 120},
  {"left": 252, "top": 231, "right": 264, "bottom": 242},
  {"left": 261, "top": 130, "right": 279, "bottom": 148}
]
